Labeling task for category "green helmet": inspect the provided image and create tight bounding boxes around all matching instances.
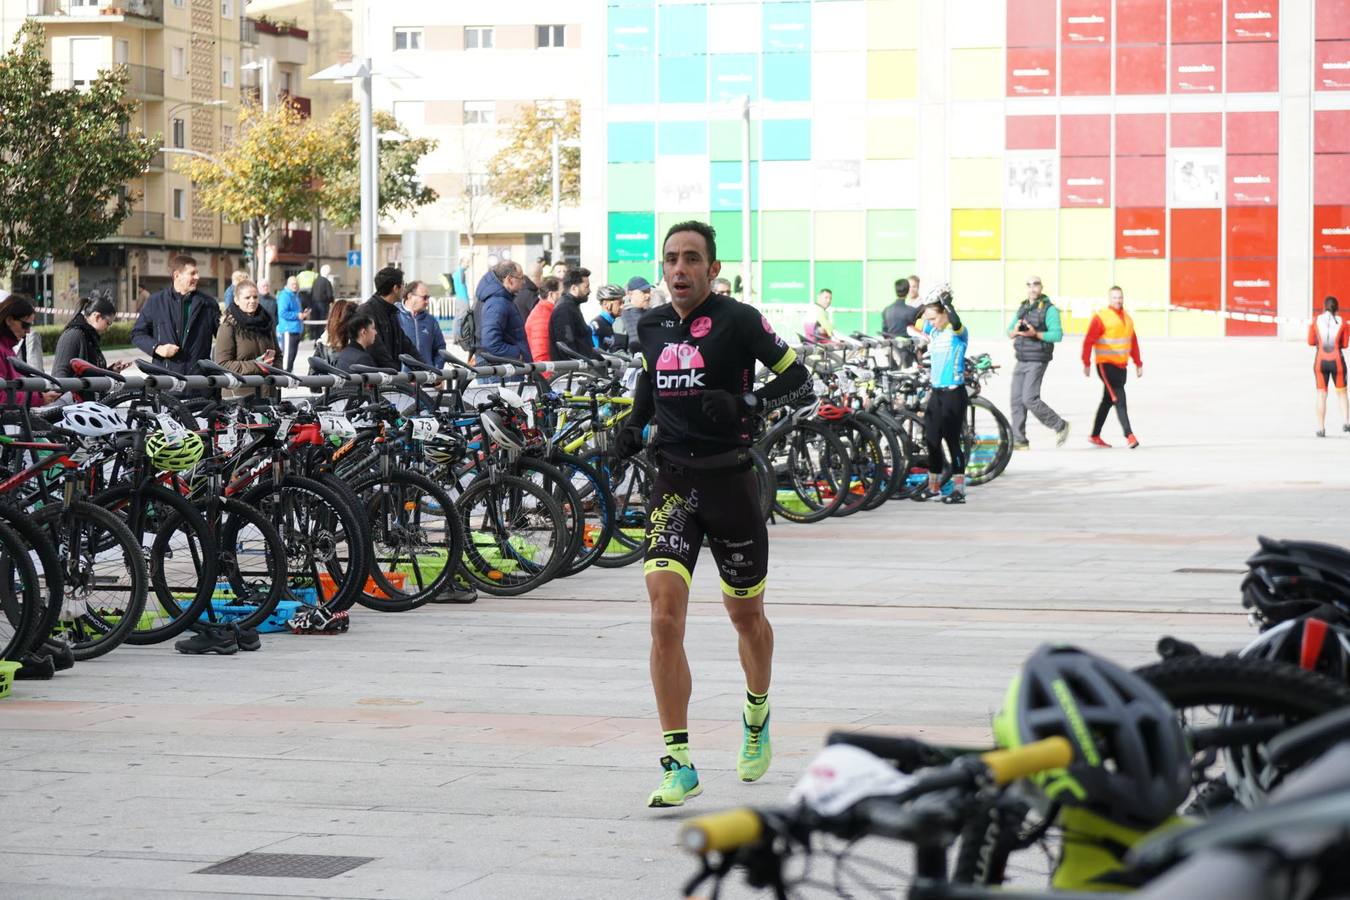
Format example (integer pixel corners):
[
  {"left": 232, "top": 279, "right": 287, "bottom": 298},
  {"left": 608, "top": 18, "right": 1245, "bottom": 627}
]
[{"left": 146, "top": 429, "right": 205, "bottom": 472}]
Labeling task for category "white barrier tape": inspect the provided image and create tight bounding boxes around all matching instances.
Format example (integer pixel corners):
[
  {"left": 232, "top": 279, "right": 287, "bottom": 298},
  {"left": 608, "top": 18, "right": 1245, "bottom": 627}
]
[
  {"left": 34, "top": 306, "right": 138, "bottom": 321},
  {"left": 1169, "top": 305, "right": 1311, "bottom": 328}
]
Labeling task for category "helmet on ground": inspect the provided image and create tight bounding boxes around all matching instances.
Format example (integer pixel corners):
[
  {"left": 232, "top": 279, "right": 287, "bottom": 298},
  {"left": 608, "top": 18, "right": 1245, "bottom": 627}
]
[
  {"left": 597, "top": 283, "right": 625, "bottom": 302},
  {"left": 1241, "top": 536, "right": 1350, "bottom": 628},
  {"left": 146, "top": 428, "right": 205, "bottom": 472},
  {"left": 59, "top": 402, "right": 127, "bottom": 437},
  {"left": 993, "top": 644, "right": 1191, "bottom": 828}
]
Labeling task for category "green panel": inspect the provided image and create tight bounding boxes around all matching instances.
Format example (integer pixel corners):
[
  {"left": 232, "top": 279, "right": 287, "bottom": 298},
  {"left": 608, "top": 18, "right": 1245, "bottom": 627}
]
[
  {"left": 761, "top": 261, "right": 810, "bottom": 305},
  {"left": 608, "top": 211, "right": 657, "bottom": 262},
  {"left": 833, "top": 309, "right": 865, "bottom": 334},
  {"left": 866, "top": 260, "right": 917, "bottom": 322},
  {"left": 710, "top": 120, "right": 760, "bottom": 162},
  {"left": 606, "top": 163, "right": 655, "bottom": 209},
  {"left": 953, "top": 310, "right": 1005, "bottom": 339},
  {"left": 813, "top": 261, "right": 863, "bottom": 321},
  {"left": 656, "top": 212, "right": 685, "bottom": 250},
  {"left": 762, "top": 210, "right": 810, "bottom": 259},
  {"left": 708, "top": 211, "right": 760, "bottom": 262},
  {"left": 606, "top": 261, "right": 661, "bottom": 288},
  {"left": 866, "top": 210, "right": 918, "bottom": 259}
]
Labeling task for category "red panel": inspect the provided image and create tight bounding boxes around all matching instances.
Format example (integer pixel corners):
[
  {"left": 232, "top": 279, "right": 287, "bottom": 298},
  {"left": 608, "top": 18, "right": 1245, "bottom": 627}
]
[
  {"left": 1171, "top": 0, "right": 1222, "bottom": 43},
  {"left": 1171, "top": 43, "right": 1223, "bottom": 94},
  {"left": 1171, "top": 259, "right": 1222, "bottom": 310},
  {"left": 1062, "top": 0, "right": 1110, "bottom": 44},
  {"left": 1227, "top": 111, "right": 1279, "bottom": 154},
  {"left": 1007, "top": 47, "right": 1057, "bottom": 97},
  {"left": 1225, "top": 318, "right": 1277, "bottom": 336},
  {"left": 1006, "top": 115, "right": 1057, "bottom": 150},
  {"left": 1316, "top": 0, "right": 1350, "bottom": 41},
  {"left": 1228, "top": 206, "right": 1278, "bottom": 258},
  {"left": 1172, "top": 208, "right": 1222, "bottom": 258},
  {"left": 1315, "top": 42, "right": 1350, "bottom": 92},
  {"left": 1118, "top": 0, "right": 1166, "bottom": 43},
  {"left": 1116, "top": 113, "right": 1166, "bottom": 155},
  {"left": 1226, "top": 42, "right": 1279, "bottom": 93},
  {"left": 1061, "top": 156, "right": 1110, "bottom": 207},
  {"left": 1226, "top": 259, "right": 1277, "bottom": 335},
  {"left": 1062, "top": 46, "right": 1112, "bottom": 95},
  {"left": 1061, "top": 114, "right": 1110, "bottom": 156},
  {"left": 1315, "top": 111, "right": 1350, "bottom": 153},
  {"left": 1227, "top": 154, "right": 1278, "bottom": 206},
  {"left": 1116, "top": 156, "right": 1166, "bottom": 206},
  {"left": 1171, "top": 112, "right": 1222, "bottom": 147},
  {"left": 1115, "top": 208, "right": 1166, "bottom": 258},
  {"left": 1314, "top": 206, "right": 1350, "bottom": 257},
  {"left": 1228, "top": 0, "right": 1278, "bottom": 42},
  {"left": 1115, "top": 45, "right": 1168, "bottom": 94},
  {"left": 1316, "top": 155, "right": 1350, "bottom": 204},
  {"left": 1314, "top": 259, "right": 1350, "bottom": 310},
  {"left": 1008, "top": 0, "right": 1057, "bottom": 46}
]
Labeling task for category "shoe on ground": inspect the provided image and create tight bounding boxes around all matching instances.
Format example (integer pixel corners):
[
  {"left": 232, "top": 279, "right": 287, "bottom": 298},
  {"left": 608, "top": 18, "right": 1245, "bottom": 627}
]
[
  {"left": 1317, "top": 429, "right": 1326, "bottom": 438},
  {"left": 15, "top": 653, "right": 55, "bottom": 680},
  {"left": 1056, "top": 423, "right": 1072, "bottom": 447},
  {"left": 941, "top": 492, "right": 967, "bottom": 505},
  {"left": 1343, "top": 424, "right": 1350, "bottom": 433},
  {"left": 232, "top": 624, "right": 261, "bottom": 652},
  {"left": 1126, "top": 433, "right": 1140, "bottom": 449},
  {"left": 42, "top": 638, "right": 76, "bottom": 671},
  {"left": 911, "top": 486, "right": 942, "bottom": 502},
  {"left": 1012, "top": 441, "right": 1030, "bottom": 451},
  {"left": 648, "top": 755, "right": 702, "bottom": 808},
  {"left": 737, "top": 713, "right": 772, "bottom": 782},
  {"left": 175, "top": 625, "right": 238, "bottom": 655},
  {"left": 286, "top": 607, "right": 350, "bottom": 635},
  {"left": 428, "top": 586, "right": 478, "bottom": 604},
  {"left": 1088, "top": 435, "right": 1111, "bottom": 448}
]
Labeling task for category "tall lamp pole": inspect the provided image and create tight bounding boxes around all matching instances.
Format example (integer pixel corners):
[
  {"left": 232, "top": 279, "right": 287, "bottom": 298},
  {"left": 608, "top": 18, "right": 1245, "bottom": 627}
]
[{"left": 741, "top": 95, "right": 753, "bottom": 301}]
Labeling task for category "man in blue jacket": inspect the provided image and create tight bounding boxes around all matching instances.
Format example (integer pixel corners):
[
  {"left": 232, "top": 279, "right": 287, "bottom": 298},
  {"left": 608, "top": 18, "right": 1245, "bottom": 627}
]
[
  {"left": 131, "top": 253, "right": 220, "bottom": 378},
  {"left": 477, "top": 261, "right": 531, "bottom": 363},
  {"left": 398, "top": 279, "right": 446, "bottom": 366}
]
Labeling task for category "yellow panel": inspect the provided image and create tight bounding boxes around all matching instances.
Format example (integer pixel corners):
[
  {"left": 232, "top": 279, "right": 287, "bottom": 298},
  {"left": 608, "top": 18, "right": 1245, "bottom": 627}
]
[
  {"left": 1059, "top": 260, "right": 1114, "bottom": 333},
  {"left": 1112, "top": 259, "right": 1168, "bottom": 310},
  {"left": 867, "top": 0, "right": 919, "bottom": 49},
  {"left": 950, "top": 158, "right": 1002, "bottom": 208},
  {"left": 1130, "top": 310, "right": 1168, "bottom": 338},
  {"left": 1164, "top": 308, "right": 1225, "bottom": 337},
  {"left": 866, "top": 117, "right": 917, "bottom": 159},
  {"left": 951, "top": 209, "right": 1002, "bottom": 260},
  {"left": 867, "top": 50, "right": 918, "bottom": 99},
  {"left": 950, "top": 48, "right": 1003, "bottom": 101},
  {"left": 814, "top": 211, "right": 866, "bottom": 261},
  {"left": 1060, "top": 209, "right": 1113, "bottom": 259},
  {"left": 950, "top": 261, "right": 1004, "bottom": 310},
  {"left": 1005, "top": 263, "right": 1058, "bottom": 316},
  {"left": 1005, "top": 210, "right": 1058, "bottom": 260}
]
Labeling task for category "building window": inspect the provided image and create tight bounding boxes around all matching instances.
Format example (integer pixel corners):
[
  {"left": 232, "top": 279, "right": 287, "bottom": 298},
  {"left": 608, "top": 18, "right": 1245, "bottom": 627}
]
[
  {"left": 465, "top": 27, "right": 493, "bottom": 50},
  {"left": 171, "top": 47, "right": 185, "bottom": 79},
  {"left": 463, "top": 100, "right": 495, "bottom": 125},
  {"left": 393, "top": 27, "right": 423, "bottom": 51},
  {"left": 172, "top": 0, "right": 184, "bottom": 6},
  {"left": 221, "top": 55, "right": 233, "bottom": 87},
  {"left": 221, "top": 0, "right": 232, "bottom": 17},
  {"left": 466, "top": 173, "right": 489, "bottom": 198},
  {"left": 172, "top": 188, "right": 186, "bottom": 220},
  {"left": 536, "top": 25, "right": 565, "bottom": 48},
  {"left": 221, "top": 124, "right": 233, "bottom": 148},
  {"left": 172, "top": 117, "right": 186, "bottom": 148},
  {"left": 280, "top": 70, "right": 292, "bottom": 93}
]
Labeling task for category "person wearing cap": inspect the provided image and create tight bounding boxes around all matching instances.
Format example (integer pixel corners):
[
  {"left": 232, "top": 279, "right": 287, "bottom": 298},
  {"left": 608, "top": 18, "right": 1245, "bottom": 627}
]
[
  {"left": 591, "top": 283, "right": 626, "bottom": 351},
  {"left": 621, "top": 276, "right": 653, "bottom": 354}
]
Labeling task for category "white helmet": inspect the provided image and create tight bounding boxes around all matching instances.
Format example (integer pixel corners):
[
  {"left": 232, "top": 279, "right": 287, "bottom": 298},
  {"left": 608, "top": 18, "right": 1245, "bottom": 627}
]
[
  {"left": 479, "top": 410, "right": 524, "bottom": 455},
  {"left": 59, "top": 402, "right": 128, "bottom": 437}
]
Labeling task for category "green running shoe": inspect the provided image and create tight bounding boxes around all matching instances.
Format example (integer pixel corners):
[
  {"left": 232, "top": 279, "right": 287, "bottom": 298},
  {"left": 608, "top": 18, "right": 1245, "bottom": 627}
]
[
  {"left": 737, "top": 712, "right": 772, "bottom": 782},
  {"left": 648, "top": 755, "right": 702, "bottom": 808}
]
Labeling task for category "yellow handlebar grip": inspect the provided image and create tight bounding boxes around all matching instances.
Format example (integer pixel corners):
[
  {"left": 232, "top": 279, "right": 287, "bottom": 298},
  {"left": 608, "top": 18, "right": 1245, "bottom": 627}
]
[
  {"left": 679, "top": 808, "right": 763, "bottom": 855},
  {"left": 980, "top": 736, "right": 1074, "bottom": 785}
]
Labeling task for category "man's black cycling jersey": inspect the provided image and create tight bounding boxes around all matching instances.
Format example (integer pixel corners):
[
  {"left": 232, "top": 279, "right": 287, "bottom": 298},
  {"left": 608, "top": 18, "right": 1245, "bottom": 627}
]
[{"left": 630, "top": 292, "right": 812, "bottom": 458}]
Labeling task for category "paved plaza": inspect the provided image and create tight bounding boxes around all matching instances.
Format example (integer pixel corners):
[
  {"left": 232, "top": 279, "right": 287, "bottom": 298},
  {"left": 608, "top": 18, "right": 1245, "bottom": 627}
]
[{"left": 1, "top": 334, "right": 1345, "bottom": 899}]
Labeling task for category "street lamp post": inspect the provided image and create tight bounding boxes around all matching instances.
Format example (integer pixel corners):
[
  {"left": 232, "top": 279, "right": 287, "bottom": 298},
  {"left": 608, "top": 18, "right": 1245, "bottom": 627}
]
[
  {"left": 741, "top": 95, "right": 753, "bottom": 301},
  {"left": 240, "top": 58, "right": 272, "bottom": 111}
]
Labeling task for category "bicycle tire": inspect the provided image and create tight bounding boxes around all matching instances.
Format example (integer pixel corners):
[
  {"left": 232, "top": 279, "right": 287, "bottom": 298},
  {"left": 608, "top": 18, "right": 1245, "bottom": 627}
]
[
  {"left": 353, "top": 469, "right": 464, "bottom": 611},
  {"left": 0, "top": 518, "right": 40, "bottom": 661},
  {"left": 748, "top": 446, "right": 775, "bottom": 521},
  {"left": 829, "top": 416, "right": 885, "bottom": 518},
  {"left": 587, "top": 452, "right": 654, "bottom": 570},
  {"left": 456, "top": 473, "right": 570, "bottom": 596},
  {"left": 761, "top": 420, "right": 853, "bottom": 524},
  {"left": 0, "top": 501, "right": 63, "bottom": 658},
  {"left": 854, "top": 410, "right": 906, "bottom": 510},
  {"left": 965, "top": 396, "right": 1012, "bottom": 486},
  {"left": 551, "top": 452, "right": 617, "bottom": 578},
  {"left": 515, "top": 457, "right": 586, "bottom": 579},
  {"left": 210, "top": 496, "right": 288, "bottom": 631}
]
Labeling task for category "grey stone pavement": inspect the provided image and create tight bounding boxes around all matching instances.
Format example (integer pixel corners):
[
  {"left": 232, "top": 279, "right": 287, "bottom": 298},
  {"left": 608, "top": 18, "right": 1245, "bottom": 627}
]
[{"left": 2, "top": 335, "right": 1346, "bottom": 899}]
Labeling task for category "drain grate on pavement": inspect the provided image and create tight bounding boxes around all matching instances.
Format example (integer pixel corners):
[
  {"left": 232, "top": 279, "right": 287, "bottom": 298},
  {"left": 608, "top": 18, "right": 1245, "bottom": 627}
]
[{"left": 196, "top": 852, "right": 376, "bottom": 879}]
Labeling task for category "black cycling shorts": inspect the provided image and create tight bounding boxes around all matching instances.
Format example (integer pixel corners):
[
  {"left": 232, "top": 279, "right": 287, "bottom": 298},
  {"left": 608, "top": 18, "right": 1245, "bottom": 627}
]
[{"left": 644, "top": 459, "right": 768, "bottom": 599}]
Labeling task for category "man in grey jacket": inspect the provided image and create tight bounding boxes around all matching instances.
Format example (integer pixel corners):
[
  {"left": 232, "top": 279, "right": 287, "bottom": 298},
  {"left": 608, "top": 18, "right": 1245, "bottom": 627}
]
[
  {"left": 620, "top": 276, "right": 652, "bottom": 354},
  {"left": 1006, "top": 275, "right": 1070, "bottom": 450}
]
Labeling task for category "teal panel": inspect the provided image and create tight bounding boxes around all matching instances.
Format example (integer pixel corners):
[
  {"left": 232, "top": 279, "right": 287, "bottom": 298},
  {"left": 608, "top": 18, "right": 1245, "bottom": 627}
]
[
  {"left": 761, "top": 261, "right": 811, "bottom": 305},
  {"left": 761, "top": 119, "right": 810, "bottom": 161},
  {"left": 607, "top": 55, "right": 654, "bottom": 104},
  {"left": 764, "top": 2, "right": 811, "bottom": 52},
  {"left": 710, "top": 160, "right": 760, "bottom": 211},
  {"left": 763, "top": 52, "right": 810, "bottom": 101},
  {"left": 659, "top": 55, "right": 707, "bottom": 103},
  {"left": 607, "top": 122, "right": 655, "bottom": 164},
  {"left": 659, "top": 4, "right": 708, "bottom": 56},
  {"left": 658, "top": 121, "right": 708, "bottom": 156},
  {"left": 609, "top": 212, "right": 657, "bottom": 262},
  {"left": 608, "top": 6, "right": 654, "bottom": 55},
  {"left": 711, "top": 53, "right": 759, "bottom": 102}
]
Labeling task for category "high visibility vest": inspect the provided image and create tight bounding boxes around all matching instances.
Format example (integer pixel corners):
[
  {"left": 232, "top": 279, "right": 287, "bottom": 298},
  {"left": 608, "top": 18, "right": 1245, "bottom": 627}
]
[{"left": 1094, "top": 307, "right": 1134, "bottom": 366}]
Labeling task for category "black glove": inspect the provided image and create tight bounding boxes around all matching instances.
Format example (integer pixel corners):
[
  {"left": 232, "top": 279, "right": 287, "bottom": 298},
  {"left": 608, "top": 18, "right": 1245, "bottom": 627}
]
[
  {"left": 615, "top": 425, "right": 645, "bottom": 459},
  {"left": 701, "top": 389, "right": 748, "bottom": 424}
]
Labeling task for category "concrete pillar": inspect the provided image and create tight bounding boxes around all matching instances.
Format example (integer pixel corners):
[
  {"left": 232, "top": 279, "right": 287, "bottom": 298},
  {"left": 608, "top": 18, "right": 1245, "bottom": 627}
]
[
  {"left": 1278, "top": 0, "right": 1314, "bottom": 338},
  {"left": 917, "top": 2, "right": 950, "bottom": 284}
]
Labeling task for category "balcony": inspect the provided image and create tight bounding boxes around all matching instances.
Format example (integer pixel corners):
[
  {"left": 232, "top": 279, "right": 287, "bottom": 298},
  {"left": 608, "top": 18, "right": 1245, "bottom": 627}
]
[
  {"left": 116, "top": 210, "right": 166, "bottom": 240},
  {"left": 39, "top": 0, "right": 163, "bottom": 28},
  {"left": 144, "top": 150, "right": 165, "bottom": 173},
  {"left": 280, "top": 92, "right": 311, "bottom": 118},
  {"left": 278, "top": 229, "right": 312, "bottom": 257},
  {"left": 51, "top": 62, "right": 163, "bottom": 99},
  {"left": 253, "top": 19, "right": 309, "bottom": 40}
]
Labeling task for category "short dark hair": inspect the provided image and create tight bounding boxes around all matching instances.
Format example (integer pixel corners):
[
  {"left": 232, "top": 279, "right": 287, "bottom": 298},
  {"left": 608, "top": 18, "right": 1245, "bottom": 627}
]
[
  {"left": 374, "top": 266, "right": 404, "bottom": 296},
  {"left": 170, "top": 254, "right": 197, "bottom": 275},
  {"left": 0, "top": 293, "right": 36, "bottom": 325},
  {"left": 663, "top": 220, "right": 717, "bottom": 263},
  {"left": 492, "top": 260, "right": 519, "bottom": 282},
  {"left": 894, "top": 278, "right": 909, "bottom": 299},
  {"left": 540, "top": 276, "right": 561, "bottom": 294},
  {"left": 564, "top": 267, "right": 591, "bottom": 289},
  {"left": 345, "top": 313, "right": 374, "bottom": 345},
  {"left": 818, "top": 288, "right": 832, "bottom": 296},
  {"left": 405, "top": 280, "right": 425, "bottom": 296},
  {"left": 923, "top": 301, "right": 947, "bottom": 315}
]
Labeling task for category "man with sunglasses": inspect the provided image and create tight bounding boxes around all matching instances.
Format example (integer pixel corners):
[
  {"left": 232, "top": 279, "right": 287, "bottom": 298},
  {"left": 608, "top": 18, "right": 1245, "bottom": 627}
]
[{"left": 1007, "top": 275, "right": 1069, "bottom": 450}]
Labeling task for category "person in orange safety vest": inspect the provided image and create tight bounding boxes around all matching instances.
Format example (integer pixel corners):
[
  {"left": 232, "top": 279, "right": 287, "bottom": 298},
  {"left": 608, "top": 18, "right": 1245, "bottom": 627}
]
[
  {"left": 1082, "top": 286, "right": 1143, "bottom": 449},
  {"left": 1309, "top": 295, "right": 1350, "bottom": 438}
]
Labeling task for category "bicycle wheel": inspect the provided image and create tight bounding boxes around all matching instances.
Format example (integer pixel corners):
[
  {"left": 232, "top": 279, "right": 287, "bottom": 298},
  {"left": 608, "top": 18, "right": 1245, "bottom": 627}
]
[
  {"left": 209, "top": 497, "right": 288, "bottom": 631},
  {"left": 0, "top": 519, "right": 39, "bottom": 661},
  {"left": 762, "top": 420, "right": 853, "bottom": 524},
  {"left": 35, "top": 500, "right": 148, "bottom": 661},
  {"left": 748, "top": 446, "right": 775, "bottom": 521},
  {"left": 964, "top": 397, "right": 1012, "bottom": 486},
  {"left": 854, "top": 411, "right": 906, "bottom": 511},
  {"left": 829, "top": 416, "right": 885, "bottom": 518},
  {"left": 457, "top": 473, "right": 569, "bottom": 595},
  {"left": 551, "top": 452, "right": 617, "bottom": 578},
  {"left": 0, "top": 501, "right": 63, "bottom": 658},
  {"left": 353, "top": 470, "right": 464, "bottom": 611},
  {"left": 587, "top": 452, "right": 655, "bottom": 570},
  {"left": 515, "top": 458, "right": 586, "bottom": 579}
]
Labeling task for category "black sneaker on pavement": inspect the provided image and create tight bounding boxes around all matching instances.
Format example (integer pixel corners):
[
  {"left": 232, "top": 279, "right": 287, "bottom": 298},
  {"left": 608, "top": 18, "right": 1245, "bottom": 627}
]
[
  {"left": 43, "top": 638, "right": 76, "bottom": 671},
  {"left": 428, "top": 586, "right": 478, "bottom": 604},
  {"left": 175, "top": 625, "right": 239, "bottom": 655},
  {"left": 15, "top": 653, "right": 56, "bottom": 680},
  {"left": 232, "top": 624, "right": 261, "bottom": 651}
]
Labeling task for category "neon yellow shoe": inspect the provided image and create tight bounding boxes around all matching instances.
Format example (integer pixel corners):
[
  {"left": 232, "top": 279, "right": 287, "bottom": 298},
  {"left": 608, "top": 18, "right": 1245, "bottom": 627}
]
[
  {"left": 647, "top": 755, "right": 702, "bottom": 808},
  {"left": 737, "top": 712, "right": 772, "bottom": 782}
]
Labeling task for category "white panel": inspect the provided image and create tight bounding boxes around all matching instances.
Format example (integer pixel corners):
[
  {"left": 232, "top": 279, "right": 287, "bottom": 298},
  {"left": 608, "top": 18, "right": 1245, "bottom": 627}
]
[
  {"left": 862, "top": 160, "right": 920, "bottom": 208},
  {"left": 812, "top": 116, "right": 867, "bottom": 161},
  {"left": 708, "top": 2, "right": 762, "bottom": 55},
  {"left": 946, "top": 0, "right": 1003, "bottom": 49},
  {"left": 760, "top": 160, "right": 813, "bottom": 210},
  {"left": 1004, "top": 152, "right": 1058, "bottom": 209},
  {"left": 655, "top": 155, "right": 711, "bottom": 212},
  {"left": 811, "top": 50, "right": 866, "bottom": 102},
  {"left": 812, "top": 0, "right": 865, "bottom": 52},
  {"left": 948, "top": 101, "right": 1005, "bottom": 157},
  {"left": 813, "top": 159, "right": 864, "bottom": 209}
]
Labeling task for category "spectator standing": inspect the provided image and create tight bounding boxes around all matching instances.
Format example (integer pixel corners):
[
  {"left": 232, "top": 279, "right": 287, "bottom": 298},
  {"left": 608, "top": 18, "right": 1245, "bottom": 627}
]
[
  {"left": 336, "top": 314, "right": 379, "bottom": 370},
  {"left": 54, "top": 293, "right": 131, "bottom": 380},
  {"left": 256, "top": 279, "right": 278, "bottom": 326},
  {"left": 357, "top": 266, "right": 419, "bottom": 369},
  {"left": 805, "top": 288, "right": 836, "bottom": 342},
  {"left": 313, "top": 298, "right": 355, "bottom": 366},
  {"left": 591, "top": 284, "right": 626, "bottom": 351},
  {"left": 131, "top": 254, "right": 220, "bottom": 378},
  {"left": 0, "top": 294, "right": 58, "bottom": 406},
  {"left": 712, "top": 277, "right": 733, "bottom": 296},
  {"left": 223, "top": 268, "right": 249, "bottom": 307},
  {"left": 621, "top": 276, "right": 653, "bottom": 354},
  {"left": 398, "top": 280, "right": 446, "bottom": 367},
  {"left": 1082, "top": 286, "right": 1143, "bottom": 449},
  {"left": 1310, "top": 295, "right": 1350, "bottom": 437},
  {"left": 514, "top": 257, "right": 544, "bottom": 323},
  {"left": 308, "top": 264, "right": 335, "bottom": 345},
  {"left": 526, "top": 276, "right": 560, "bottom": 364},
  {"left": 275, "top": 275, "right": 305, "bottom": 370},
  {"left": 551, "top": 260, "right": 568, "bottom": 281},
  {"left": 1006, "top": 275, "right": 1070, "bottom": 450},
  {"left": 549, "top": 266, "right": 599, "bottom": 361},
  {"left": 214, "top": 281, "right": 278, "bottom": 398},
  {"left": 881, "top": 277, "right": 922, "bottom": 338},
  {"left": 477, "top": 261, "right": 531, "bottom": 362},
  {"left": 296, "top": 262, "right": 317, "bottom": 309}
]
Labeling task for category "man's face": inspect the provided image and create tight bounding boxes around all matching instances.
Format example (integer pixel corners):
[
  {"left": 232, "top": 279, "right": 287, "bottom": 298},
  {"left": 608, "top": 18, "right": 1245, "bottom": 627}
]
[
  {"left": 1108, "top": 289, "right": 1124, "bottom": 310},
  {"left": 630, "top": 289, "right": 651, "bottom": 309},
  {"left": 174, "top": 265, "right": 199, "bottom": 294},
  {"left": 603, "top": 298, "right": 622, "bottom": 317},
  {"left": 504, "top": 272, "right": 523, "bottom": 295},
  {"left": 571, "top": 276, "right": 590, "bottom": 300},
  {"left": 257, "top": 280, "right": 271, "bottom": 294},
  {"left": 1027, "top": 277, "right": 1043, "bottom": 301},
  {"left": 662, "top": 230, "right": 720, "bottom": 306},
  {"left": 907, "top": 278, "right": 920, "bottom": 300},
  {"left": 818, "top": 291, "right": 832, "bottom": 309},
  {"left": 406, "top": 284, "right": 431, "bottom": 313},
  {"left": 552, "top": 263, "right": 567, "bottom": 279}
]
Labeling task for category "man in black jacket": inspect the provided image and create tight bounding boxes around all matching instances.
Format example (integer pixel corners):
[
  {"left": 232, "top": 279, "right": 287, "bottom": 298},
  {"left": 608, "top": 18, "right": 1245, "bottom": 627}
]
[
  {"left": 548, "top": 266, "right": 600, "bottom": 361},
  {"left": 357, "top": 266, "right": 419, "bottom": 369},
  {"left": 308, "top": 264, "right": 335, "bottom": 345},
  {"left": 513, "top": 257, "right": 544, "bottom": 323},
  {"left": 131, "top": 254, "right": 220, "bottom": 377}
]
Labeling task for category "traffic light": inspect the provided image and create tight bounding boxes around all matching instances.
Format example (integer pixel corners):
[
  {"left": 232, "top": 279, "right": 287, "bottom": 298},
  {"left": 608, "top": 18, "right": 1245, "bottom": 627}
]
[
  {"left": 242, "top": 231, "right": 255, "bottom": 265},
  {"left": 29, "top": 259, "right": 41, "bottom": 271}
]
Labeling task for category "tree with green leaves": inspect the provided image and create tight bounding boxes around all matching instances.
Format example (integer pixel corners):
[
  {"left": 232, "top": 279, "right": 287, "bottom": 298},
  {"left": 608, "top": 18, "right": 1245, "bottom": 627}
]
[
  {"left": 486, "top": 100, "right": 580, "bottom": 212},
  {"left": 0, "top": 21, "right": 156, "bottom": 286},
  {"left": 317, "top": 102, "right": 438, "bottom": 229}
]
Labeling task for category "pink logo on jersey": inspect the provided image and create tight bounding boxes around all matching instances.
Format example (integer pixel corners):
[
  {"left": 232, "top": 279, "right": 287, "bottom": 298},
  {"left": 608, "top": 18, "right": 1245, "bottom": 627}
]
[
  {"left": 655, "top": 342, "right": 706, "bottom": 390},
  {"left": 690, "top": 315, "right": 712, "bottom": 338},
  {"left": 761, "top": 315, "right": 774, "bottom": 333}
]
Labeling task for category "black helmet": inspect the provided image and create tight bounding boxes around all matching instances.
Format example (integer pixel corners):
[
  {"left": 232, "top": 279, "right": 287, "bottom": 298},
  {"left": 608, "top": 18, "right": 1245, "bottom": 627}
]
[
  {"left": 1241, "top": 536, "right": 1350, "bottom": 628},
  {"left": 993, "top": 644, "right": 1191, "bottom": 828}
]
